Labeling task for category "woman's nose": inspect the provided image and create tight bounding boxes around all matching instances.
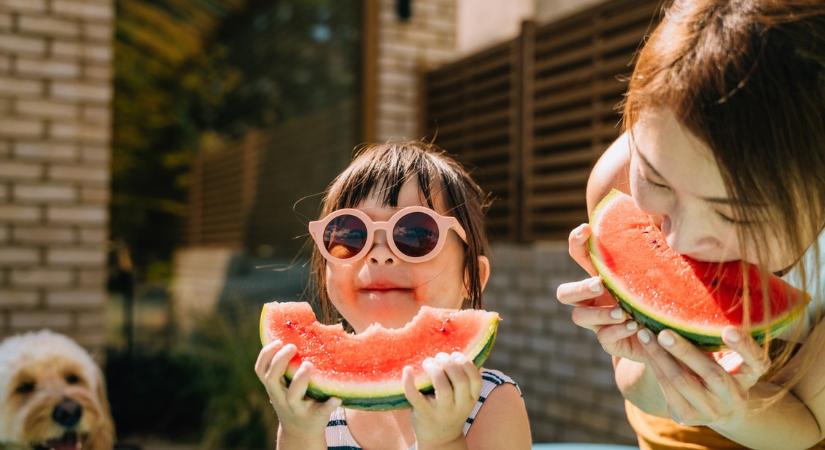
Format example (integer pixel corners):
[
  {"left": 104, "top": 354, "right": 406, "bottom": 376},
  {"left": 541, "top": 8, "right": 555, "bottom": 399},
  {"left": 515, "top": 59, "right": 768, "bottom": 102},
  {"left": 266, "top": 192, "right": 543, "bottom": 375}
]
[{"left": 662, "top": 214, "right": 718, "bottom": 256}]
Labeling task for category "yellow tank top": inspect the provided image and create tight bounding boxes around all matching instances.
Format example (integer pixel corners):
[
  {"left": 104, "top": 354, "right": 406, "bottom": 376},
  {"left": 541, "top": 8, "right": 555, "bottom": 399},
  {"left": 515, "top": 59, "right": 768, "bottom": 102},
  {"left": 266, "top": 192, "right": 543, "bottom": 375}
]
[{"left": 626, "top": 401, "right": 825, "bottom": 450}]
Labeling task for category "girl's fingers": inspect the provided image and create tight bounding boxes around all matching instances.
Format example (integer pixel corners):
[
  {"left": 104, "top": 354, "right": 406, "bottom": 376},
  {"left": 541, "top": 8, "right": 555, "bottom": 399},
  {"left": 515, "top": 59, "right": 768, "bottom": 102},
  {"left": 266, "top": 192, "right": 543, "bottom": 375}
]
[
  {"left": 440, "top": 353, "right": 470, "bottom": 404},
  {"left": 456, "top": 353, "right": 482, "bottom": 399},
  {"left": 403, "top": 366, "right": 428, "bottom": 410},
  {"left": 424, "top": 357, "right": 453, "bottom": 404},
  {"left": 721, "top": 327, "right": 770, "bottom": 389},
  {"left": 285, "top": 361, "right": 313, "bottom": 405},
  {"left": 568, "top": 223, "right": 597, "bottom": 275},
  {"left": 254, "top": 340, "right": 283, "bottom": 378},
  {"left": 656, "top": 330, "right": 733, "bottom": 398},
  {"left": 596, "top": 321, "right": 639, "bottom": 344},
  {"left": 571, "top": 304, "right": 628, "bottom": 330},
  {"left": 557, "top": 277, "right": 608, "bottom": 306},
  {"left": 264, "top": 344, "right": 297, "bottom": 387}
]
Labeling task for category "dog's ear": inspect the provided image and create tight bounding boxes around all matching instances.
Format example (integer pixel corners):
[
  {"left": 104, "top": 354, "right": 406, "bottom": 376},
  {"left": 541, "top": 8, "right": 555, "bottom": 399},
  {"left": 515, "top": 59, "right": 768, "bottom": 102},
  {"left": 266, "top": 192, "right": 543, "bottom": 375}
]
[{"left": 88, "top": 365, "right": 115, "bottom": 450}]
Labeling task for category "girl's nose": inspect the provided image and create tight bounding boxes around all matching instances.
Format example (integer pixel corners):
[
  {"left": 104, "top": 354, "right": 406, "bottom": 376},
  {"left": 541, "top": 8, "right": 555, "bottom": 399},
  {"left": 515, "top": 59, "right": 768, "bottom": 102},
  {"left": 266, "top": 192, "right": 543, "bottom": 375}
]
[{"left": 367, "top": 230, "right": 396, "bottom": 265}]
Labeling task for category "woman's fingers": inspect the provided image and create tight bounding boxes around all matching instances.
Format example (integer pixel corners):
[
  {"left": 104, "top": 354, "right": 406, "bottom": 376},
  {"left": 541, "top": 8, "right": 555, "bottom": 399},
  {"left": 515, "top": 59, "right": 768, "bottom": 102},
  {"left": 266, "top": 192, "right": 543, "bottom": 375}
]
[
  {"left": 721, "top": 327, "right": 770, "bottom": 389},
  {"left": 596, "top": 321, "right": 640, "bottom": 343},
  {"left": 571, "top": 304, "right": 628, "bottom": 331},
  {"left": 568, "top": 223, "right": 597, "bottom": 275},
  {"left": 655, "top": 330, "right": 732, "bottom": 397},
  {"left": 557, "top": 276, "right": 608, "bottom": 306}
]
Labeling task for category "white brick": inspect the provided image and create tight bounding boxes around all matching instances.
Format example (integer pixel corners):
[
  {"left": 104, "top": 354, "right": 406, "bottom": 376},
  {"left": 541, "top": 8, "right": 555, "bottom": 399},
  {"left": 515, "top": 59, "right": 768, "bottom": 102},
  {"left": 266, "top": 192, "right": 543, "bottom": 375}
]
[
  {"left": 0, "top": 224, "right": 7, "bottom": 241},
  {"left": 10, "top": 268, "right": 73, "bottom": 286},
  {"left": 0, "top": 118, "right": 45, "bottom": 138},
  {"left": 0, "top": 247, "right": 39, "bottom": 264},
  {"left": 18, "top": 16, "right": 81, "bottom": 37},
  {"left": 47, "top": 205, "right": 105, "bottom": 224},
  {"left": 0, "top": 183, "right": 6, "bottom": 201},
  {"left": 0, "top": 13, "right": 11, "bottom": 30},
  {"left": 51, "top": 81, "right": 111, "bottom": 102},
  {"left": 0, "top": 161, "right": 43, "bottom": 179},
  {"left": 0, "top": 76, "right": 43, "bottom": 95},
  {"left": 0, "top": 204, "right": 40, "bottom": 222},
  {"left": 10, "top": 311, "right": 72, "bottom": 329},
  {"left": 82, "top": 22, "right": 112, "bottom": 41},
  {"left": 51, "top": 41, "right": 112, "bottom": 63},
  {"left": 13, "top": 183, "right": 76, "bottom": 202},
  {"left": 76, "top": 310, "right": 104, "bottom": 327},
  {"left": 81, "top": 105, "right": 109, "bottom": 124},
  {"left": 0, "top": 34, "right": 47, "bottom": 55},
  {"left": 13, "top": 226, "right": 75, "bottom": 244},
  {"left": 46, "top": 289, "right": 105, "bottom": 307},
  {"left": 79, "top": 186, "right": 108, "bottom": 203},
  {"left": 78, "top": 268, "right": 104, "bottom": 286},
  {"left": 78, "top": 226, "right": 104, "bottom": 243},
  {"left": 47, "top": 247, "right": 104, "bottom": 266},
  {"left": 79, "top": 146, "right": 107, "bottom": 163},
  {"left": 52, "top": 0, "right": 113, "bottom": 20},
  {"left": 83, "top": 64, "right": 111, "bottom": 81},
  {"left": 14, "top": 142, "right": 78, "bottom": 160},
  {"left": 0, "top": 0, "right": 47, "bottom": 12},
  {"left": 16, "top": 58, "right": 81, "bottom": 78},
  {"left": 50, "top": 122, "right": 110, "bottom": 143},
  {"left": 0, "top": 54, "right": 10, "bottom": 72},
  {"left": 0, "top": 290, "right": 39, "bottom": 307},
  {"left": 15, "top": 99, "right": 79, "bottom": 119},
  {"left": 48, "top": 164, "right": 108, "bottom": 183}
]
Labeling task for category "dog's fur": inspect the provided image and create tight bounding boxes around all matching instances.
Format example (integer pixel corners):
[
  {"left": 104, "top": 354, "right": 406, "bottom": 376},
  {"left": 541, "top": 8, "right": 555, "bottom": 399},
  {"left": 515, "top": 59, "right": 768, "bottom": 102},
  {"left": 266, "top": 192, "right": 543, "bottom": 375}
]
[{"left": 0, "top": 330, "right": 114, "bottom": 450}]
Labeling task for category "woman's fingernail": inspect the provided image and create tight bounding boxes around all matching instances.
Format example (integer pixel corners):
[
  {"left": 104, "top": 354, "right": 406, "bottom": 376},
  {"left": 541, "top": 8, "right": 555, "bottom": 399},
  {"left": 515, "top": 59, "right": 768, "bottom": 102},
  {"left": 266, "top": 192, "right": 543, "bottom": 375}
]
[
  {"left": 724, "top": 328, "right": 741, "bottom": 343},
  {"left": 610, "top": 308, "right": 624, "bottom": 320},
  {"left": 589, "top": 278, "right": 603, "bottom": 293},
  {"left": 638, "top": 329, "right": 652, "bottom": 344},
  {"left": 658, "top": 331, "right": 675, "bottom": 347},
  {"left": 626, "top": 321, "right": 638, "bottom": 331}
]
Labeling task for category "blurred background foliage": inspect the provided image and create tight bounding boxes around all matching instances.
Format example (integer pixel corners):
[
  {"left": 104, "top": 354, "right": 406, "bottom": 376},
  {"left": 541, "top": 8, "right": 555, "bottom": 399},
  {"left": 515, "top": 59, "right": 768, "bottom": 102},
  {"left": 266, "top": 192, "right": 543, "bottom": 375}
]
[{"left": 112, "top": 0, "right": 360, "bottom": 276}]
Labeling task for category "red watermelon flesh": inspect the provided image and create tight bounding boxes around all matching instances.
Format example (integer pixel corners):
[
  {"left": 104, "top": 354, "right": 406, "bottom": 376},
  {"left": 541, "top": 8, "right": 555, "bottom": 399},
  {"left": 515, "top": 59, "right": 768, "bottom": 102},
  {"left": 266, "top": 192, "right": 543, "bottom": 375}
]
[
  {"left": 259, "top": 301, "right": 499, "bottom": 410},
  {"left": 589, "top": 190, "right": 809, "bottom": 349}
]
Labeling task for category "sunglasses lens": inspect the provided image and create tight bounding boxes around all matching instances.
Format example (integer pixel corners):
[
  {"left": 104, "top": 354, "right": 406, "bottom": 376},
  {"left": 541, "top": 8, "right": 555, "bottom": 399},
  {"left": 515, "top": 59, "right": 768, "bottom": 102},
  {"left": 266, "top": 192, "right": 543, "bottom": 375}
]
[
  {"left": 394, "top": 212, "right": 439, "bottom": 258},
  {"left": 323, "top": 214, "right": 367, "bottom": 259}
]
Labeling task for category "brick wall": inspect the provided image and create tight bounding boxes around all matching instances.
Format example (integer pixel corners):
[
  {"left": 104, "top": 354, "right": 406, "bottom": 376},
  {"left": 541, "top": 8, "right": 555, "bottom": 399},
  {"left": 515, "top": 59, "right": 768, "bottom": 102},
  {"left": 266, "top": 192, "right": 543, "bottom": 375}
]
[
  {"left": 0, "top": 0, "right": 113, "bottom": 356},
  {"left": 484, "top": 242, "right": 637, "bottom": 444},
  {"left": 374, "top": 0, "right": 457, "bottom": 141}
]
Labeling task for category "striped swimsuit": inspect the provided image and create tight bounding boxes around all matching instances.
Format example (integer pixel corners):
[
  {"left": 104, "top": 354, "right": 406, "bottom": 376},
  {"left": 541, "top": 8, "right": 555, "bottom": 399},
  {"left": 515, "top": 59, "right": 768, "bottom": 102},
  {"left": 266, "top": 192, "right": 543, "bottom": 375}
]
[{"left": 324, "top": 368, "right": 519, "bottom": 450}]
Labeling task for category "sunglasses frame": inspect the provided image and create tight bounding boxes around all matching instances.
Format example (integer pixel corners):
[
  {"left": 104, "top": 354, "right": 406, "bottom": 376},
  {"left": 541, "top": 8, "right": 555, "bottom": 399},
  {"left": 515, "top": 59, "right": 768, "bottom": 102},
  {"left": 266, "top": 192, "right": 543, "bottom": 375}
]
[{"left": 309, "top": 206, "right": 468, "bottom": 264}]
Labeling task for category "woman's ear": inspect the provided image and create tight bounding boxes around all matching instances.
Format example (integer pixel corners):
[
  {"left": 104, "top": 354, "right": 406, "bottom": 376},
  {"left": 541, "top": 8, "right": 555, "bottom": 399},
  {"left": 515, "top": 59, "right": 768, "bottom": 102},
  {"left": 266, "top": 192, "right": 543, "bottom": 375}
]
[{"left": 478, "top": 255, "right": 490, "bottom": 293}]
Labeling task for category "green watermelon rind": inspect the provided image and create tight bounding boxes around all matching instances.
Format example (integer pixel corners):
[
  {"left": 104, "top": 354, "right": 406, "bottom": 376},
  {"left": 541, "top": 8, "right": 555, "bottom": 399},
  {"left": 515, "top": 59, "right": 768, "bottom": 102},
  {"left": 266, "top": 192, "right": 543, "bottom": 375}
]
[
  {"left": 260, "top": 304, "right": 500, "bottom": 411},
  {"left": 588, "top": 189, "right": 804, "bottom": 351},
  {"left": 288, "top": 327, "right": 498, "bottom": 411}
]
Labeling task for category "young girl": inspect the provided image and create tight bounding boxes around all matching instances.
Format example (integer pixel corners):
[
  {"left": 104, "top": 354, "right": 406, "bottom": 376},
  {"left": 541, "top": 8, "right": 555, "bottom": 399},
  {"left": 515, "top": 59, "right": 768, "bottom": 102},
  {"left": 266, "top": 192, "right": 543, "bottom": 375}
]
[
  {"left": 254, "top": 141, "right": 532, "bottom": 450},
  {"left": 556, "top": 1, "right": 825, "bottom": 449}
]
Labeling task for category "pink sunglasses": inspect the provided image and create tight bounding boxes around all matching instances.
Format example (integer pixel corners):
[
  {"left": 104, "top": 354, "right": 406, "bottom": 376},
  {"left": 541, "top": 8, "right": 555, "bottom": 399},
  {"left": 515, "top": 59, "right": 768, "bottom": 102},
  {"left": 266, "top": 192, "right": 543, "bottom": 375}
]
[{"left": 308, "top": 206, "right": 468, "bottom": 264}]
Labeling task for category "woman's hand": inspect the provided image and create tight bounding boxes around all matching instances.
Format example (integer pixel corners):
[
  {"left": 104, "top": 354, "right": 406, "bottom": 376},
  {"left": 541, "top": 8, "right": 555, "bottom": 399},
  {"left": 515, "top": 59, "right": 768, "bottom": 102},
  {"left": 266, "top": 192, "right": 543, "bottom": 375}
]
[
  {"left": 254, "top": 341, "right": 341, "bottom": 441},
  {"left": 556, "top": 223, "right": 646, "bottom": 362},
  {"left": 403, "top": 352, "right": 482, "bottom": 449},
  {"left": 637, "top": 326, "right": 771, "bottom": 427}
]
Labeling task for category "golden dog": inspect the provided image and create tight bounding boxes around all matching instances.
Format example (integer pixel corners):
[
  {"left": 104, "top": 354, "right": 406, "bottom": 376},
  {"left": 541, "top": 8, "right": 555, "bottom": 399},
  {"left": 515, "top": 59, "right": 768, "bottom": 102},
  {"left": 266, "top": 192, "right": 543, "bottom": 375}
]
[{"left": 0, "top": 330, "right": 114, "bottom": 450}]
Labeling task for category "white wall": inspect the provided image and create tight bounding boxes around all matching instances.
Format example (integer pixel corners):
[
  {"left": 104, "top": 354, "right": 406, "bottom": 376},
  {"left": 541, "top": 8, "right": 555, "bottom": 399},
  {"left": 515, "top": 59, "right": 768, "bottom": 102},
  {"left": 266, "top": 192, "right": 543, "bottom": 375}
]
[
  {"left": 535, "top": 0, "right": 606, "bottom": 23},
  {"left": 456, "top": 0, "right": 534, "bottom": 55}
]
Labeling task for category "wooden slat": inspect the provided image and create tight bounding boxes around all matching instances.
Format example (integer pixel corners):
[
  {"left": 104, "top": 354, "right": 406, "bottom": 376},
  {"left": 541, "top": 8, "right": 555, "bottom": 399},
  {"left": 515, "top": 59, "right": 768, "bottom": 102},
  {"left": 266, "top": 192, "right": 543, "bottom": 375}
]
[
  {"left": 527, "top": 190, "right": 586, "bottom": 208},
  {"left": 532, "top": 147, "right": 598, "bottom": 169}
]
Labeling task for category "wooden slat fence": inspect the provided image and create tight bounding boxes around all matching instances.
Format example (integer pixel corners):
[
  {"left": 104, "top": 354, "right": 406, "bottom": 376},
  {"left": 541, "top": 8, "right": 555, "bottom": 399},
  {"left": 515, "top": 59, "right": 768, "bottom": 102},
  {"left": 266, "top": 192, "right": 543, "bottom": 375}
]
[{"left": 423, "top": 0, "right": 661, "bottom": 241}]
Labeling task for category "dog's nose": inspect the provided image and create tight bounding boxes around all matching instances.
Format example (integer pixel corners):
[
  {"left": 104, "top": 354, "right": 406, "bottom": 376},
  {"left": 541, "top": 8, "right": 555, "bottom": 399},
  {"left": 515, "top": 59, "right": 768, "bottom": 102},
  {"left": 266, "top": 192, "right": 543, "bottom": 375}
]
[{"left": 52, "top": 398, "right": 83, "bottom": 428}]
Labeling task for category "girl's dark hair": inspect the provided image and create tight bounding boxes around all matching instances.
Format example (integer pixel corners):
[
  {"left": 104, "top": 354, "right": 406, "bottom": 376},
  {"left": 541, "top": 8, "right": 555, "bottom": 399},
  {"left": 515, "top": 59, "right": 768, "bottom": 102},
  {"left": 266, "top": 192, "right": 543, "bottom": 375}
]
[
  {"left": 309, "top": 140, "right": 492, "bottom": 324},
  {"left": 624, "top": 0, "right": 825, "bottom": 391}
]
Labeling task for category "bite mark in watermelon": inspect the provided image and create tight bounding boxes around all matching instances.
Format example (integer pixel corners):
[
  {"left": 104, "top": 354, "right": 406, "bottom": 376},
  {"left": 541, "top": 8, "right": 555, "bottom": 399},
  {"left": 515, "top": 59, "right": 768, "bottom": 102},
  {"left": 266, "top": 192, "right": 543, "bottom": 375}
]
[
  {"left": 259, "top": 301, "right": 500, "bottom": 410},
  {"left": 589, "top": 189, "right": 809, "bottom": 350}
]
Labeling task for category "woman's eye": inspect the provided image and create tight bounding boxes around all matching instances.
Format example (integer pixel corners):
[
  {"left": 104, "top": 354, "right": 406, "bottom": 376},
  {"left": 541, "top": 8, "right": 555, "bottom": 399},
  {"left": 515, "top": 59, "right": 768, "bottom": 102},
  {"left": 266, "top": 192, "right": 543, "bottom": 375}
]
[{"left": 640, "top": 173, "right": 671, "bottom": 190}]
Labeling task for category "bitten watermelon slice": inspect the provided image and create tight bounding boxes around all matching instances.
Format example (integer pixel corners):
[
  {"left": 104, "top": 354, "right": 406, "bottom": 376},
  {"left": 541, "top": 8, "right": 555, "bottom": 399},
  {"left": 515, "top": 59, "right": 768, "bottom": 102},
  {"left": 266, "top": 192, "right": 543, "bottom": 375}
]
[
  {"left": 589, "top": 189, "right": 809, "bottom": 350},
  {"left": 259, "top": 301, "right": 500, "bottom": 410}
]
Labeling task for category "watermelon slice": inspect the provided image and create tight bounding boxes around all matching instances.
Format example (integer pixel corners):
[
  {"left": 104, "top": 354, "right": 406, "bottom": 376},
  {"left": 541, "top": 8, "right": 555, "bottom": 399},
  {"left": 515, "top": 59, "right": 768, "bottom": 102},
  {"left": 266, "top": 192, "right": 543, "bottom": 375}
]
[
  {"left": 589, "top": 189, "right": 809, "bottom": 350},
  {"left": 259, "top": 301, "right": 500, "bottom": 410}
]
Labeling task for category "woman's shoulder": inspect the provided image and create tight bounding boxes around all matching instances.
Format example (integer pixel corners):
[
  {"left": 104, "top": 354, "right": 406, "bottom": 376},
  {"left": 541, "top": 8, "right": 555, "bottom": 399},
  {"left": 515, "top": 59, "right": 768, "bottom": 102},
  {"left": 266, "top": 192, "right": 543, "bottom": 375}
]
[{"left": 587, "top": 131, "right": 631, "bottom": 213}]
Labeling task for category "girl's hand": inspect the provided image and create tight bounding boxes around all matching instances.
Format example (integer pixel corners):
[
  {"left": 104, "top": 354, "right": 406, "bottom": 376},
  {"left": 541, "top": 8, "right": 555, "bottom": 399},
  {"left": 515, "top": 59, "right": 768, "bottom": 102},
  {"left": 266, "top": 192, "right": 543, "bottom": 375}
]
[
  {"left": 556, "top": 223, "right": 646, "bottom": 362},
  {"left": 254, "top": 341, "right": 342, "bottom": 440},
  {"left": 637, "top": 326, "right": 771, "bottom": 427},
  {"left": 402, "top": 352, "right": 482, "bottom": 448}
]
